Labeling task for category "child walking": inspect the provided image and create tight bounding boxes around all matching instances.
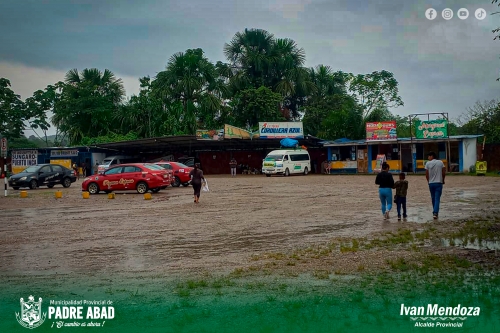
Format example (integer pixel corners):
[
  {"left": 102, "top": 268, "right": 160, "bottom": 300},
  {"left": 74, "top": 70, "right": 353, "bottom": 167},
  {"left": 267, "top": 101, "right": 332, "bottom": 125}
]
[{"left": 393, "top": 172, "right": 409, "bottom": 221}]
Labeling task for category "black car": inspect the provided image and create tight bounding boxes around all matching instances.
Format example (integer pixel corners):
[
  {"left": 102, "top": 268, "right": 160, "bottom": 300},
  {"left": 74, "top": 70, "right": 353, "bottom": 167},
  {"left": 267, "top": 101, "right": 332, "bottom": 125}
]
[{"left": 8, "top": 164, "right": 77, "bottom": 190}]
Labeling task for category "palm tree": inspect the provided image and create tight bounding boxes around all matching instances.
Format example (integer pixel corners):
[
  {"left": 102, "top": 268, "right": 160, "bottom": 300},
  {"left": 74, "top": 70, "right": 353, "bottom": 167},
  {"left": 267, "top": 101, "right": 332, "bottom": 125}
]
[
  {"left": 52, "top": 68, "right": 125, "bottom": 144},
  {"left": 152, "top": 48, "right": 226, "bottom": 134}
]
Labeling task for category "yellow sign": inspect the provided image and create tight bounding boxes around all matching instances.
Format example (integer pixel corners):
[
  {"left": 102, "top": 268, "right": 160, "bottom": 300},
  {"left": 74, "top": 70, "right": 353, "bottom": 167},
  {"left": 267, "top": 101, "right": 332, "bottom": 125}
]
[
  {"left": 476, "top": 161, "right": 487, "bottom": 175},
  {"left": 50, "top": 159, "right": 72, "bottom": 169},
  {"left": 224, "top": 124, "right": 252, "bottom": 139}
]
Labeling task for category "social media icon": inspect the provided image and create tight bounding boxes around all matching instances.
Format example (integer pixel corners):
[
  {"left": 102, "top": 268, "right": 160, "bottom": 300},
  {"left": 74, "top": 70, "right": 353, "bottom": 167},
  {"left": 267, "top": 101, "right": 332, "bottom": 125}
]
[
  {"left": 475, "top": 8, "right": 486, "bottom": 20},
  {"left": 458, "top": 8, "right": 469, "bottom": 20},
  {"left": 442, "top": 8, "right": 453, "bottom": 20},
  {"left": 425, "top": 8, "right": 436, "bottom": 20}
]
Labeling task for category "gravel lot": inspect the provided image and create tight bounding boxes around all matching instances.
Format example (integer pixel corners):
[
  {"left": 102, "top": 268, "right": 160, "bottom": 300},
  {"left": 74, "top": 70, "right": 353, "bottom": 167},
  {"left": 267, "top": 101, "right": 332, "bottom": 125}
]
[{"left": 1, "top": 174, "right": 499, "bottom": 278}]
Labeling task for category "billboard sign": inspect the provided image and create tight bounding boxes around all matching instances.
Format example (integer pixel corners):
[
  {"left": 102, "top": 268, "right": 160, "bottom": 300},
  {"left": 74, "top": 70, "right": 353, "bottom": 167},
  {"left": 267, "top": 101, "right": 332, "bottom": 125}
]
[
  {"left": 258, "top": 122, "right": 303, "bottom": 139},
  {"left": 415, "top": 119, "right": 448, "bottom": 139},
  {"left": 224, "top": 125, "right": 252, "bottom": 139},
  {"left": 196, "top": 129, "right": 224, "bottom": 140},
  {"left": 50, "top": 149, "right": 79, "bottom": 157},
  {"left": 366, "top": 121, "right": 397, "bottom": 141},
  {"left": 11, "top": 150, "right": 38, "bottom": 174}
]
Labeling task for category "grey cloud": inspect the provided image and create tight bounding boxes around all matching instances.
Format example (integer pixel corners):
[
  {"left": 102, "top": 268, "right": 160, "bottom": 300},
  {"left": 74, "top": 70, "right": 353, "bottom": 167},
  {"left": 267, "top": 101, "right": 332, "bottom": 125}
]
[{"left": 0, "top": 0, "right": 498, "bottom": 121}]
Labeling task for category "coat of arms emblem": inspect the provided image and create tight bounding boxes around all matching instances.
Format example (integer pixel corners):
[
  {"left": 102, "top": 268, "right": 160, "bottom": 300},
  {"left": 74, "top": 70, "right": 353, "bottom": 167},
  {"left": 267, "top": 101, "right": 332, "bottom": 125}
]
[{"left": 15, "top": 295, "right": 46, "bottom": 329}]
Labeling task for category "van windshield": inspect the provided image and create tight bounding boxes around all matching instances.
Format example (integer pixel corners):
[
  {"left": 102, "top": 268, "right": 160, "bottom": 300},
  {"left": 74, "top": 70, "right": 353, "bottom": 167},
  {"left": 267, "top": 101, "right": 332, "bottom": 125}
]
[
  {"left": 265, "top": 155, "right": 283, "bottom": 161},
  {"left": 101, "top": 159, "right": 112, "bottom": 165}
]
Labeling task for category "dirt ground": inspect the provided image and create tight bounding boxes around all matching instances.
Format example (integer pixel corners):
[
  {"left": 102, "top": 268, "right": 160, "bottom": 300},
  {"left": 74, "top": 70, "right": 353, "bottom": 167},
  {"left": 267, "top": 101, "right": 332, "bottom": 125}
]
[{"left": 1, "top": 174, "right": 499, "bottom": 278}]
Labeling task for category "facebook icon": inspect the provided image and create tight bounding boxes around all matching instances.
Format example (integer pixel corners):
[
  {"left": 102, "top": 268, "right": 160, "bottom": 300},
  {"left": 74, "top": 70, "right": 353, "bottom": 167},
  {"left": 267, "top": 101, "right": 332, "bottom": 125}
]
[{"left": 425, "top": 8, "right": 436, "bottom": 20}]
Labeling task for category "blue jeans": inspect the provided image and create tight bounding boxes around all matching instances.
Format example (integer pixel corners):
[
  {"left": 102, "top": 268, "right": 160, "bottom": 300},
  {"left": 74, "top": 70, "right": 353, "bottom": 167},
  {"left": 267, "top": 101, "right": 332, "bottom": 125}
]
[
  {"left": 429, "top": 183, "right": 443, "bottom": 215},
  {"left": 396, "top": 196, "right": 407, "bottom": 218},
  {"left": 378, "top": 188, "right": 393, "bottom": 214}
]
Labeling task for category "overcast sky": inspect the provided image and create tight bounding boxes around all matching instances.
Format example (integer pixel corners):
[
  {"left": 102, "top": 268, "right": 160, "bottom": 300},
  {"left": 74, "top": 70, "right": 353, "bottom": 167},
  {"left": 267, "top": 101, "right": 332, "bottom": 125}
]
[{"left": 0, "top": 0, "right": 498, "bottom": 136}]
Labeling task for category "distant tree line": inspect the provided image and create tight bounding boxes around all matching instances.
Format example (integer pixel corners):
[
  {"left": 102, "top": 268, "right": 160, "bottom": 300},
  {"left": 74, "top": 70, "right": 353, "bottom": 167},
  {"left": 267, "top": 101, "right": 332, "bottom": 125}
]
[{"left": 1, "top": 28, "right": 499, "bottom": 146}]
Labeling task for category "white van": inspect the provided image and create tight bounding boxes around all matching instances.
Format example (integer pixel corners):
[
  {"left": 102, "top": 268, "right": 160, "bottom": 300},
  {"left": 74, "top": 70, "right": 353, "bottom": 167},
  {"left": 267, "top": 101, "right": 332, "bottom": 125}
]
[
  {"left": 98, "top": 155, "right": 137, "bottom": 173},
  {"left": 262, "top": 149, "right": 311, "bottom": 177}
]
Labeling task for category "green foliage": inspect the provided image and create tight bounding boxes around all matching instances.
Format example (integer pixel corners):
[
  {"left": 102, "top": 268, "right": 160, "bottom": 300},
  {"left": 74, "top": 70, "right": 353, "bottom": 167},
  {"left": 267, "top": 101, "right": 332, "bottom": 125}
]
[
  {"left": 79, "top": 131, "right": 138, "bottom": 145},
  {"left": 51, "top": 68, "right": 125, "bottom": 145},
  {"left": 459, "top": 100, "right": 500, "bottom": 143},
  {"left": 7, "top": 136, "right": 40, "bottom": 149},
  {"left": 0, "top": 78, "right": 28, "bottom": 139},
  {"left": 347, "top": 70, "right": 404, "bottom": 120},
  {"left": 231, "top": 86, "right": 284, "bottom": 129}
]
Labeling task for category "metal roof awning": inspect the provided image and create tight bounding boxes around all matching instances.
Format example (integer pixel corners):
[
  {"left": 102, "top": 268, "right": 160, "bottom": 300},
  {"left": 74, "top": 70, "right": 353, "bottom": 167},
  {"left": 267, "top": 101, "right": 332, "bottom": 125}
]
[{"left": 90, "top": 135, "right": 325, "bottom": 154}]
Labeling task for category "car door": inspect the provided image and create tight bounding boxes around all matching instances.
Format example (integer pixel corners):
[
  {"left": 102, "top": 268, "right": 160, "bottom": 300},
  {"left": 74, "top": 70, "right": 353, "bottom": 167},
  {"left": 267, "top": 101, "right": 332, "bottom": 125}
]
[
  {"left": 101, "top": 166, "right": 124, "bottom": 191},
  {"left": 50, "top": 165, "right": 64, "bottom": 184},
  {"left": 120, "top": 166, "right": 141, "bottom": 190},
  {"left": 37, "top": 165, "right": 53, "bottom": 186}
]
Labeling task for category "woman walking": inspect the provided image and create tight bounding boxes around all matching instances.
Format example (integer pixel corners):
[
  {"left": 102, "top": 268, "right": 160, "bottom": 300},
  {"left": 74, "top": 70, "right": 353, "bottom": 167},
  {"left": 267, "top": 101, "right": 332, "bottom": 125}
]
[
  {"left": 375, "top": 162, "right": 394, "bottom": 219},
  {"left": 189, "top": 163, "right": 205, "bottom": 204}
]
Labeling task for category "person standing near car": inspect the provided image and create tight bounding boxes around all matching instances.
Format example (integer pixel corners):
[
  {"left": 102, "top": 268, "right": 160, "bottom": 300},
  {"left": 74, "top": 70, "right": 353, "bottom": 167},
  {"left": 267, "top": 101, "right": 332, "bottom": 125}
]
[
  {"left": 189, "top": 163, "right": 205, "bottom": 204},
  {"left": 425, "top": 151, "right": 446, "bottom": 220},
  {"left": 93, "top": 162, "right": 99, "bottom": 175},
  {"left": 229, "top": 158, "right": 237, "bottom": 177}
]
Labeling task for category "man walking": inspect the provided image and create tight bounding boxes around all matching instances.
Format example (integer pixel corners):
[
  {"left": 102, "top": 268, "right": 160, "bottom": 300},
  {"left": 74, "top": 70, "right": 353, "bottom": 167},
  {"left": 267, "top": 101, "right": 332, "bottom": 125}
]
[
  {"left": 229, "top": 158, "right": 237, "bottom": 177},
  {"left": 425, "top": 151, "right": 446, "bottom": 219}
]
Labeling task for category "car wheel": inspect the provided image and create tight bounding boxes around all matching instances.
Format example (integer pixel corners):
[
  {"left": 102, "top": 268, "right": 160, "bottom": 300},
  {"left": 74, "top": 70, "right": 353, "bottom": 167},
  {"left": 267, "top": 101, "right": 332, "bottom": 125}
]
[
  {"left": 151, "top": 188, "right": 160, "bottom": 193},
  {"left": 284, "top": 168, "right": 290, "bottom": 177},
  {"left": 29, "top": 180, "right": 38, "bottom": 190},
  {"left": 303, "top": 167, "right": 309, "bottom": 175},
  {"left": 62, "top": 177, "right": 72, "bottom": 188},
  {"left": 136, "top": 181, "right": 148, "bottom": 194},
  {"left": 47, "top": 184, "right": 54, "bottom": 188},
  {"left": 88, "top": 182, "right": 100, "bottom": 194},
  {"left": 266, "top": 174, "right": 271, "bottom": 177},
  {"left": 172, "top": 176, "right": 181, "bottom": 187},
  {"left": 13, "top": 187, "right": 19, "bottom": 190}
]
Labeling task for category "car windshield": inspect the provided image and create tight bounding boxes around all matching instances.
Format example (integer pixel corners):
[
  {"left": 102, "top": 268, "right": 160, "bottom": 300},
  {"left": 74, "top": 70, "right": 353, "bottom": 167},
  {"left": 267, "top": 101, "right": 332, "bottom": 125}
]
[
  {"left": 144, "top": 164, "right": 164, "bottom": 170},
  {"left": 101, "top": 159, "right": 112, "bottom": 165},
  {"left": 265, "top": 155, "right": 283, "bottom": 161},
  {"left": 173, "top": 162, "right": 189, "bottom": 168},
  {"left": 22, "top": 166, "right": 41, "bottom": 173}
]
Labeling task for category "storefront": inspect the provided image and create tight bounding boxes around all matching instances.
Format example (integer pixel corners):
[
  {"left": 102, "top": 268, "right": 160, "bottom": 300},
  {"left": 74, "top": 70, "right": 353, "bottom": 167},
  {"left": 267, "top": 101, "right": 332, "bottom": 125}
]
[
  {"left": 323, "top": 139, "right": 366, "bottom": 174},
  {"left": 323, "top": 135, "right": 482, "bottom": 174}
]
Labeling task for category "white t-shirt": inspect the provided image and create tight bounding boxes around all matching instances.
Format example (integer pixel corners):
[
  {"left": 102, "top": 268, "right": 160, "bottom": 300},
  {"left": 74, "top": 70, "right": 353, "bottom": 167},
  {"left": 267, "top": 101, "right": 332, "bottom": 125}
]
[{"left": 425, "top": 159, "right": 445, "bottom": 184}]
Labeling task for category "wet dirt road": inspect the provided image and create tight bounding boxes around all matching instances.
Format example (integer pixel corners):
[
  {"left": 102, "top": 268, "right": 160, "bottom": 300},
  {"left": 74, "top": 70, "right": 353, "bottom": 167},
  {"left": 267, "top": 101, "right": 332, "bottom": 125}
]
[{"left": 0, "top": 174, "right": 499, "bottom": 277}]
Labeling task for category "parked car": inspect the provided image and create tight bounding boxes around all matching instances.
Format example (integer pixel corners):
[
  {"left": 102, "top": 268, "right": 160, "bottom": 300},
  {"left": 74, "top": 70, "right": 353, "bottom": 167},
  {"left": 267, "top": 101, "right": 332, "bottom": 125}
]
[
  {"left": 8, "top": 164, "right": 77, "bottom": 190},
  {"left": 82, "top": 163, "right": 172, "bottom": 194},
  {"left": 97, "top": 155, "right": 138, "bottom": 173},
  {"left": 155, "top": 161, "right": 193, "bottom": 187}
]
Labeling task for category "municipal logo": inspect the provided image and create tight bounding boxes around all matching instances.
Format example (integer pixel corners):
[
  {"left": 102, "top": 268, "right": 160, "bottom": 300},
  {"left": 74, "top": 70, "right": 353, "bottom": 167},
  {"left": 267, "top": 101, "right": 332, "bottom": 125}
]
[{"left": 16, "top": 295, "right": 47, "bottom": 329}]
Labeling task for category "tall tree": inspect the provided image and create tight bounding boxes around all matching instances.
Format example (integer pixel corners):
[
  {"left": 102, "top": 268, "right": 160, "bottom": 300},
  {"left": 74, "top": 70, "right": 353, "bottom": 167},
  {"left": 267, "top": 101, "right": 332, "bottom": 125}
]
[
  {"left": 347, "top": 70, "right": 404, "bottom": 120},
  {"left": 459, "top": 100, "right": 500, "bottom": 143},
  {"left": 231, "top": 86, "right": 284, "bottom": 129},
  {"left": 24, "top": 84, "right": 64, "bottom": 147},
  {"left": 0, "top": 78, "right": 27, "bottom": 139},
  {"left": 52, "top": 68, "right": 126, "bottom": 144},
  {"left": 152, "top": 48, "right": 226, "bottom": 134}
]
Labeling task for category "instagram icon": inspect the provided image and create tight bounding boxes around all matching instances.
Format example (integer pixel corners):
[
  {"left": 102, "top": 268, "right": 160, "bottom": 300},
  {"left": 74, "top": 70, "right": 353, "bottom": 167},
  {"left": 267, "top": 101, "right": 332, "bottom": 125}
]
[{"left": 442, "top": 8, "right": 453, "bottom": 20}]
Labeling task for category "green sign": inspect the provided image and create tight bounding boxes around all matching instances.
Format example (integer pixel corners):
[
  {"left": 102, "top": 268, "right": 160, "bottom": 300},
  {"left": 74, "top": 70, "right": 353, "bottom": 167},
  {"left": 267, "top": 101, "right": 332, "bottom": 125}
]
[{"left": 415, "top": 119, "right": 448, "bottom": 139}]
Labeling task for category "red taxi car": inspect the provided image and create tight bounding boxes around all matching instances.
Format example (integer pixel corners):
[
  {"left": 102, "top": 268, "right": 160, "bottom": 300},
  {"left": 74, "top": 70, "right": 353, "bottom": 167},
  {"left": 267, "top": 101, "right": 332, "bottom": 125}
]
[
  {"left": 82, "top": 163, "right": 172, "bottom": 194},
  {"left": 154, "top": 161, "right": 193, "bottom": 187}
]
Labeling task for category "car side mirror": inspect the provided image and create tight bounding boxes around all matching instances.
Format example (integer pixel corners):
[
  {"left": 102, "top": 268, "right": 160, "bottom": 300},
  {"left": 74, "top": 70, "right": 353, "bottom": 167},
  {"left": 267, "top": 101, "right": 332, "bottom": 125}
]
[{"left": 38, "top": 171, "right": 43, "bottom": 175}]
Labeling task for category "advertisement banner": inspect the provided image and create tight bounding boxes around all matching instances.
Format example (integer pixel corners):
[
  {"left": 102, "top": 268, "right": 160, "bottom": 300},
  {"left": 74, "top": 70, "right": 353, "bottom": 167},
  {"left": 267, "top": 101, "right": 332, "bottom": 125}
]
[
  {"left": 258, "top": 122, "right": 304, "bottom": 139},
  {"left": 224, "top": 124, "right": 252, "bottom": 139},
  {"left": 11, "top": 150, "right": 38, "bottom": 174},
  {"left": 366, "top": 121, "right": 397, "bottom": 141},
  {"left": 415, "top": 119, "right": 448, "bottom": 139},
  {"left": 373, "top": 154, "right": 386, "bottom": 173},
  {"left": 196, "top": 129, "right": 223, "bottom": 140},
  {"left": 50, "top": 149, "right": 79, "bottom": 157},
  {"left": 50, "top": 159, "right": 72, "bottom": 169}
]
